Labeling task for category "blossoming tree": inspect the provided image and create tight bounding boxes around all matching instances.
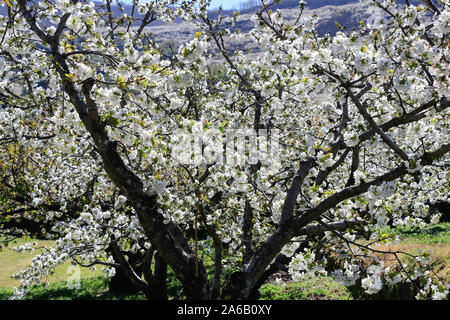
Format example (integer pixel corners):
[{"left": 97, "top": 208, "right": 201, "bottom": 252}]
[{"left": 0, "top": 0, "right": 448, "bottom": 299}]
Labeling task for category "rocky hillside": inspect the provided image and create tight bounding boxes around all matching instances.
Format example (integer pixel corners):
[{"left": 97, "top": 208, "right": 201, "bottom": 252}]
[
  {"left": 1, "top": 1, "right": 376, "bottom": 37},
  {"left": 0, "top": 1, "right": 397, "bottom": 59},
  {"left": 145, "top": 1, "right": 387, "bottom": 60}
]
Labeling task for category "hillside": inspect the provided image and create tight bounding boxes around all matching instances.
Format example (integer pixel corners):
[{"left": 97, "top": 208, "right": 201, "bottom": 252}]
[
  {"left": 0, "top": 0, "right": 392, "bottom": 64},
  {"left": 0, "top": 0, "right": 395, "bottom": 59},
  {"left": 144, "top": 1, "right": 386, "bottom": 60},
  {"left": 1, "top": 1, "right": 375, "bottom": 37}
]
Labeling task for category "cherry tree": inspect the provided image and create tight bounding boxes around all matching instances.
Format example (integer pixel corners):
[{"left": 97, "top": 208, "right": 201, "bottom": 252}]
[{"left": 0, "top": 0, "right": 448, "bottom": 300}]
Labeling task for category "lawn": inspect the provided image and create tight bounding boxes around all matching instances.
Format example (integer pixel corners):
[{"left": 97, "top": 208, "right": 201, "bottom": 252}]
[
  {"left": 259, "top": 276, "right": 353, "bottom": 300},
  {"left": 0, "top": 237, "right": 102, "bottom": 290},
  {"left": 373, "top": 223, "right": 450, "bottom": 282}
]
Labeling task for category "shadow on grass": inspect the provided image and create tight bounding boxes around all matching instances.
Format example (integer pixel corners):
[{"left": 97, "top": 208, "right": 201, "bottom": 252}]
[
  {"left": 0, "top": 276, "right": 146, "bottom": 300},
  {"left": 387, "top": 222, "right": 450, "bottom": 244}
]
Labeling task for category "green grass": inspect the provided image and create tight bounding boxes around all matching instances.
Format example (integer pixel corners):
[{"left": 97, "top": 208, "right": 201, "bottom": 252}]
[
  {"left": 259, "top": 276, "right": 352, "bottom": 300},
  {"left": 0, "top": 276, "right": 146, "bottom": 300},
  {"left": 384, "top": 222, "right": 450, "bottom": 244},
  {"left": 0, "top": 238, "right": 102, "bottom": 289}
]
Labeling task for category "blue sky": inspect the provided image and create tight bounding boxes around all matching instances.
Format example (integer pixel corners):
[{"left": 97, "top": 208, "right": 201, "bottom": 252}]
[{"left": 209, "top": 0, "right": 243, "bottom": 10}]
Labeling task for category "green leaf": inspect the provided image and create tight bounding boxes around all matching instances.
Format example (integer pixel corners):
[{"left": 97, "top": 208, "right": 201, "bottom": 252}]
[{"left": 104, "top": 115, "right": 121, "bottom": 127}]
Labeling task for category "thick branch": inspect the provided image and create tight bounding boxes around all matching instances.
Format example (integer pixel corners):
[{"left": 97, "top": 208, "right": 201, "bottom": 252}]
[
  {"left": 294, "top": 143, "right": 450, "bottom": 230},
  {"left": 345, "top": 85, "right": 409, "bottom": 161},
  {"left": 280, "top": 158, "right": 315, "bottom": 224},
  {"left": 110, "top": 240, "right": 151, "bottom": 296}
]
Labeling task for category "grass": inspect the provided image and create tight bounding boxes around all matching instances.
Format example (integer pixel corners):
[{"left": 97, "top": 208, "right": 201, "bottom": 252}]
[
  {"left": 259, "top": 276, "right": 353, "bottom": 300},
  {"left": 384, "top": 222, "right": 450, "bottom": 244},
  {"left": 369, "top": 223, "right": 450, "bottom": 283},
  {"left": 0, "top": 238, "right": 102, "bottom": 289},
  {"left": 0, "top": 276, "right": 146, "bottom": 300},
  {"left": 372, "top": 242, "right": 449, "bottom": 278}
]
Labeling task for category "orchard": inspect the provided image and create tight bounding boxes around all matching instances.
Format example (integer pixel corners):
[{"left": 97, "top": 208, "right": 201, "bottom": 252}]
[{"left": 0, "top": 0, "right": 448, "bottom": 300}]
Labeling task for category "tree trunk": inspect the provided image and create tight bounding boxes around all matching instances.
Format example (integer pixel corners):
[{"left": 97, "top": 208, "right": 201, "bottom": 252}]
[
  {"left": 109, "top": 267, "right": 142, "bottom": 295},
  {"left": 108, "top": 248, "right": 143, "bottom": 295}
]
